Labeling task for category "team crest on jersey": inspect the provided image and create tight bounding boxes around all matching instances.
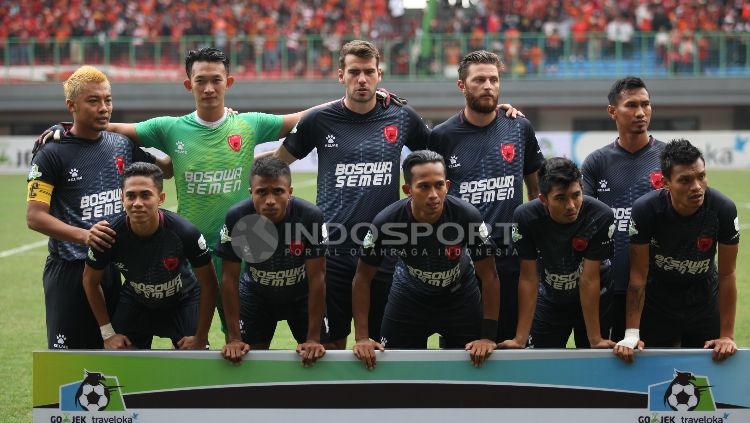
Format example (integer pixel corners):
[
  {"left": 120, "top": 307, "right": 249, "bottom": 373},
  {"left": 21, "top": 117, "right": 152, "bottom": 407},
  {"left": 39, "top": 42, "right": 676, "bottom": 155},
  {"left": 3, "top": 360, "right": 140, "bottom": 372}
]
[
  {"left": 650, "top": 171, "right": 664, "bottom": 189},
  {"left": 696, "top": 236, "right": 714, "bottom": 252},
  {"left": 572, "top": 236, "right": 588, "bottom": 252},
  {"left": 500, "top": 144, "right": 515, "bottom": 162},
  {"left": 444, "top": 244, "right": 462, "bottom": 260},
  {"left": 289, "top": 240, "right": 305, "bottom": 256},
  {"left": 115, "top": 156, "right": 125, "bottom": 175},
  {"left": 228, "top": 134, "right": 242, "bottom": 152},
  {"left": 448, "top": 155, "right": 461, "bottom": 168},
  {"left": 198, "top": 234, "right": 207, "bottom": 251},
  {"left": 383, "top": 125, "right": 398, "bottom": 144},
  {"left": 162, "top": 256, "right": 179, "bottom": 271}
]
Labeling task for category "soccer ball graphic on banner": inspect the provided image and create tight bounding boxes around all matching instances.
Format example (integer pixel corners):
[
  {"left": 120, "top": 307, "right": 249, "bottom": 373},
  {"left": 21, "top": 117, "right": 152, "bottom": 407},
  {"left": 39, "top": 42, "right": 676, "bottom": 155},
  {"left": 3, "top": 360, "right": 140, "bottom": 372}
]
[
  {"left": 664, "top": 371, "right": 702, "bottom": 411},
  {"left": 74, "top": 371, "right": 113, "bottom": 411},
  {"left": 77, "top": 382, "right": 110, "bottom": 411}
]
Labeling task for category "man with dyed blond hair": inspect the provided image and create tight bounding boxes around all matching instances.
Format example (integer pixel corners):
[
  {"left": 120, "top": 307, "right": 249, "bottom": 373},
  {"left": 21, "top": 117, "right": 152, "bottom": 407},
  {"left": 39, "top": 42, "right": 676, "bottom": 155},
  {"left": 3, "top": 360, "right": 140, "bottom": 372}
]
[{"left": 26, "top": 65, "right": 165, "bottom": 349}]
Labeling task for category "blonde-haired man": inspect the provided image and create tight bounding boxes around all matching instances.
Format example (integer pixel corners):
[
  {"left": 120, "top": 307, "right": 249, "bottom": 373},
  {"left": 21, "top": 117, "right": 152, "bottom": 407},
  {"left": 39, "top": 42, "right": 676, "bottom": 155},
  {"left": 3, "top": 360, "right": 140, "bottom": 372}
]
[{"left": 26, "top": 65, "right": 167, "bottom": 349}]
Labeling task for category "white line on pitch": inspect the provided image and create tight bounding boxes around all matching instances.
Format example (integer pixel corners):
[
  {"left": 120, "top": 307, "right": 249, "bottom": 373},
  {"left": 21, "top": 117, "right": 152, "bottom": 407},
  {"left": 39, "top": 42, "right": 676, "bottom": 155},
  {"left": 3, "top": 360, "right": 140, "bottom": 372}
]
[{"left": 0, "top": 239, "right": 48, "bottom": 258}]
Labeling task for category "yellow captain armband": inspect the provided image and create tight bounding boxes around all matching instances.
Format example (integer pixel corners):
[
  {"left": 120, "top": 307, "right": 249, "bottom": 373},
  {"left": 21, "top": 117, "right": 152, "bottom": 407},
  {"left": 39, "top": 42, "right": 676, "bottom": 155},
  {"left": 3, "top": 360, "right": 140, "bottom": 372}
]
[{"left": 27, "top": 180, "right": 54, "bottom": 204}]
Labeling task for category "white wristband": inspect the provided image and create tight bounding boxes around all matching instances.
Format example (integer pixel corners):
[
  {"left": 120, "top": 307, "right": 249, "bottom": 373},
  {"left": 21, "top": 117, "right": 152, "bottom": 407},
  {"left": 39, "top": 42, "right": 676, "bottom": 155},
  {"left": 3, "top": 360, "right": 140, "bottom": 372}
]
[
  {"left": 100, "top": 323, "right": 116, "bottom": 341},
  {"left": 616, "top": 328, "right": 640, "bottom": 349}
]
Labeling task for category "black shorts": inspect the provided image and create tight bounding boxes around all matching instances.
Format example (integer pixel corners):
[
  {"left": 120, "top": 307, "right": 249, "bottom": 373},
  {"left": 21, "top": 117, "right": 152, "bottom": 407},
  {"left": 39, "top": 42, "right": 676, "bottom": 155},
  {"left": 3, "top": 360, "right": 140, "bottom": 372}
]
[
  {"left": 239, "top": 283, "right": 329, "bottom": 345},
  {"left": 43, "top": 256, "right": 120, "bottom": 349},
  {"left": 111, "top": 295, "right": 200, "bottom": 349},
  {"left": 641, "top": 285, "right": 719, "bottom": 348},
  {"left": 380, "top": 284, "right": 482, "bottom": 349},
  {"left": 325, "top": 253, "right": 394, "bottom": 342},
  {"left": 530, "top": 289, "right": 613, "bottom": 348}
]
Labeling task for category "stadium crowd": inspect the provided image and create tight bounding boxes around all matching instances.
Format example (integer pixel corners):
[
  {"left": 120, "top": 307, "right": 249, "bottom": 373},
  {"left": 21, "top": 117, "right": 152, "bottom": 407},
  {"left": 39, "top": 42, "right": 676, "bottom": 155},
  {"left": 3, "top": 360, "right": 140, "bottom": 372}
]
[{"left": 1, "top": 0, "right": 749, "bottom": 76}]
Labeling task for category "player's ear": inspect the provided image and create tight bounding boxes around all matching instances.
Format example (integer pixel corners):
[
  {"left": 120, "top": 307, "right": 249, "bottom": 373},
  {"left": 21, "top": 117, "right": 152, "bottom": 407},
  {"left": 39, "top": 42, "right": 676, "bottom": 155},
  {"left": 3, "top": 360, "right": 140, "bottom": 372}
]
[
  {"left": 183, "top": 79, "right": 192, "bottom": 91},
  {"left": 226, "top": 75, "right": 235, "bottom": 88},
  {"left": 607, "top": 104, "right": 616, "bottom": 119},
  {"left": 538, "top": 193, "right": 548, "bottom": 206},
  {"left": 445, "top": 180, "right": 452, "bottom": 191},
  {"left": 288, "top": 186, "right": 293, "bottom": 196},
  {"left": 457, "top": 79, "right": 465, "bottom": 92},
  {"left": 337, "top": 68, "right": 345, "bottom": 84},
  {"left": 402, "top": 183, "right": 411, "bottom": 196},
  {"left": 66, "top": 99, "right": 75, "bottom": 113},
  {"left": 158, "top": 191, "right": 166, "bottom": 205}
]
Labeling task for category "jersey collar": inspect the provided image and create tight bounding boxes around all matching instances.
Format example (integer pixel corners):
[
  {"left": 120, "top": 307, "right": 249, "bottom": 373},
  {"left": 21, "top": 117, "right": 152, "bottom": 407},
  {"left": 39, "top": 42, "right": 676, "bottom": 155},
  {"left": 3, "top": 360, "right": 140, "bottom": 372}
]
[
  {"left": 193, "top": 108, "right": 228, "bottom": 128},
  {"left": 613, "top": 135, "right": 655, "bottom": 155}
]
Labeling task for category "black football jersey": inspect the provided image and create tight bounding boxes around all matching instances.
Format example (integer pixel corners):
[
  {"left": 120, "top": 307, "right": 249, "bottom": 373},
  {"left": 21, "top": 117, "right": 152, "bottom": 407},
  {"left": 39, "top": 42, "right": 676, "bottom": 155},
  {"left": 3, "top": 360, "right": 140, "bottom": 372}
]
[
  {"left": 581, "top": 137, "right": 665, "bottom": 292},
  {"left": 428, "top": 110, "right": 543, "bottom": 249},
  {"left": 513, "top": 196, "right": 615, "bottom": 303},
  {"left": 86, "top": 209, "right": 211, "bottom": 308},
  {"left": 214, "top": 197, "right": 325, "bottom": 304},
  {"left": 283, "top": 100, "right": 430, "bottom": 251},
  {"left": 28, "top": 131, "right": 155, "bottom": 260},
  {"left": 629, "top": 188, "right": 739, "bottom": 287},
  {"left": 361, "top": 195, "right": 495, "bottom": 304}
]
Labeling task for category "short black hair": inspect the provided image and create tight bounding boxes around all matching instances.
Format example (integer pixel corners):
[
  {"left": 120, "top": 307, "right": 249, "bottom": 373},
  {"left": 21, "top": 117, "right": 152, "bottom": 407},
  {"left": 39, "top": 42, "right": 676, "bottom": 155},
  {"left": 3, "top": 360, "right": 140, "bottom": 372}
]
[
  {"left": 402, "top": 150, "right": 446, "bottom": 184},
  {"left": 538, "top": 157, "right": 582, "bottom": 195},
  {"left": 458, "top": 50, "right": 504, "bottom": 81},
  {"left": 251, "top": 156, "right": 292, "bottom": 182},
  {"left": 122, "top": 162, "right": 163, "bottom": 191},
  {"left": 661, "top": 138, "right": 704, "bottom": 180},
  {"left": 185, "top": 47, "right": 229, "bottom": 78},
  {"left": 608, "top": 76, "right": 649, "bottom": 106}
]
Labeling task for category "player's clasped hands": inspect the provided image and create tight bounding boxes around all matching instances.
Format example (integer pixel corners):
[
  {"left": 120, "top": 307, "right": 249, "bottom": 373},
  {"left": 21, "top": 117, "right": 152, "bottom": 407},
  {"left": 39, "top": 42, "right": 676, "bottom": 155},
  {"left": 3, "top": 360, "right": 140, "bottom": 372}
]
[
  {"left": 704, "top": 337, "right": 737, "bottom": 362},
  {"left": 353, "top": 338, "right": 385, "bottom": 370},
  {"left": 221, "top": 339, "right": 251, "bottom": 363},
  {"left": 86, "top": 220, "right": 116, "bottom": 252},
  {"left": 103, "top": 334, "right": 132, "bottom": 350},
  {"left": 465, "top": 338, "right": 496, "bottom": 367},
  {"left": 296, "top": 340, "right": 326, "bottom": 368}
]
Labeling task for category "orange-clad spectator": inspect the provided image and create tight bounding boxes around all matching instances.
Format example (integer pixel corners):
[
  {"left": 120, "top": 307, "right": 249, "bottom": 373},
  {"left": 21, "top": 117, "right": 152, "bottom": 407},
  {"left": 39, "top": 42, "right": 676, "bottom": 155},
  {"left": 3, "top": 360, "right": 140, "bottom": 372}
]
[{"left": 572, "top": 15, "right": 588, "bottom": 60}]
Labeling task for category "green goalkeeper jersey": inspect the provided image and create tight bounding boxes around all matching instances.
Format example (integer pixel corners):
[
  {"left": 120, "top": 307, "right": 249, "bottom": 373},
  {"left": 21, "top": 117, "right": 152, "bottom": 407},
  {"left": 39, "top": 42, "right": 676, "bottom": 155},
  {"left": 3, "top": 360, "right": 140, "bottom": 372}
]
[{"left": 135, "top": 111, "right": 282, "bottom": 249}]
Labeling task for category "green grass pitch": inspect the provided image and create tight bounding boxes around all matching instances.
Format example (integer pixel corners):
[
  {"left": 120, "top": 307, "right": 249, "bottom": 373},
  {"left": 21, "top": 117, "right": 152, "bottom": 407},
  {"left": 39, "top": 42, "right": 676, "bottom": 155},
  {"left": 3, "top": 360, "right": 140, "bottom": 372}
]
[{"left": 1, "top": 170, "right": 748, "bottom": 422}]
